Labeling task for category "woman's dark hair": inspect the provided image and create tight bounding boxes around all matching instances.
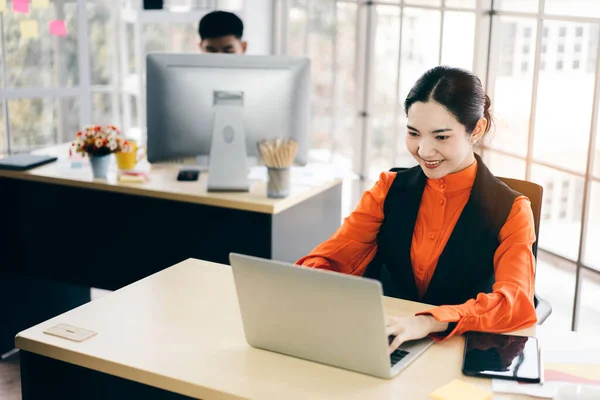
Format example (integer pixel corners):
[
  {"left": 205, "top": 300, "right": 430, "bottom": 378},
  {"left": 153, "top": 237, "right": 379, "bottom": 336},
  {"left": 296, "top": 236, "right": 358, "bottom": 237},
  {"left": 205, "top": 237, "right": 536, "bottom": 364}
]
[{"left": 404, "top": 66, "right": 493, "bottom": 135}]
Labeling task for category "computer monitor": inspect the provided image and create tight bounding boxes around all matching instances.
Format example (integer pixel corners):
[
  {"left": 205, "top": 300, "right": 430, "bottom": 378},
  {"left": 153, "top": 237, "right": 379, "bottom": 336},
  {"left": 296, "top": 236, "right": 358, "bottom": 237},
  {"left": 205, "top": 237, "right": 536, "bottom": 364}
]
[{"left": 146, "top": 53, "right": 310, "bottom": 191}]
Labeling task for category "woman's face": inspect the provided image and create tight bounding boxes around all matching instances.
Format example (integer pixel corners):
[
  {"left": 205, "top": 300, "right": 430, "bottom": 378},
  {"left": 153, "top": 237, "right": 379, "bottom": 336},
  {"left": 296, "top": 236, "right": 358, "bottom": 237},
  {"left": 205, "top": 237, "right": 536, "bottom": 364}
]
[{"left": 405, "top": 100, "right": 479, "bottom": 180}]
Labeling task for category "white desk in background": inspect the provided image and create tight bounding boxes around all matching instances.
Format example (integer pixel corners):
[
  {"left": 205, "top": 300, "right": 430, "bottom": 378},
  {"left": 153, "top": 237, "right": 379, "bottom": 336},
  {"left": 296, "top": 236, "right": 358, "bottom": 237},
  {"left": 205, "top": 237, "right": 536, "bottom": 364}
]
[{"left": 0, "top": 144, "right": 342, "bottom": 354}]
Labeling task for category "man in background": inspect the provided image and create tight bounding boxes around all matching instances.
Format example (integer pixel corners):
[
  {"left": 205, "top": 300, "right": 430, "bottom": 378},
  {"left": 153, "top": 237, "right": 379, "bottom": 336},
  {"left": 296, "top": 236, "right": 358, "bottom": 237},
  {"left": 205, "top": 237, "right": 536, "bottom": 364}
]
[{"left": 198, "top": 11, "right": 247, "bottom": 54}]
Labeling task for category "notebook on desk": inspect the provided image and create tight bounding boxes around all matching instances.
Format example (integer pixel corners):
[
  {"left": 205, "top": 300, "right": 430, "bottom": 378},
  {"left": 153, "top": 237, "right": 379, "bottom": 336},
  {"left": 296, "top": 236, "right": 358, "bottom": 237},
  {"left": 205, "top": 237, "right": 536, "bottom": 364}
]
[{"left": 0, "top": 154, "right": 58, "bottom": 171}]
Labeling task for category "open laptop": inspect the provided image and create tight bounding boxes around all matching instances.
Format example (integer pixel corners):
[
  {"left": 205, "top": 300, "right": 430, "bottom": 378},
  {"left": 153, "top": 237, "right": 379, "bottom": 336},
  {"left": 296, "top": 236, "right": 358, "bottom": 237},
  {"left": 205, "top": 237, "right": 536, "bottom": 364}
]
[{"left": 229, "top": 253, "right": 434, "bottom": 379}]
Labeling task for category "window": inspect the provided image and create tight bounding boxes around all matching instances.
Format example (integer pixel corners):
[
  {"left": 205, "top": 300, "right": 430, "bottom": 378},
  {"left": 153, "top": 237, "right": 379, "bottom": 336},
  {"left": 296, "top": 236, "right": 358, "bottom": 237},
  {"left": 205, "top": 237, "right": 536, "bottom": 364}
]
[
  {"left": 587, "top": 25, "right": 599, "bottom": 73},
  {"left": 484, "top": 151, "right": 526, "bottom": 180},
  {"left": 545, "top": 1, "right": 600, "bottom": 19},
  {"left": 3, "top": 1, "right": 85, "bottom": 151},
  {"left": 498, "top": 22, "right": 517, "bottom": 76},
  {"left": 521, "top": 61, "right": 528, "bottom": 72},
  {"left": 578, "top": 270, "right": 600, "bottom": 334},
  {"left": 559, "top": 210, "right": 568, "bottom": 219},
  {"left": 584, "top": 183, "right": 600, "bottom": 271},
  {"left": 523, "top": 45, "right": 530, "bottom": 54},
  {"left": 542, "top": 180, "right": 554, "bottom": 220},
  {"left": 535, "top": 21, "right": 597, "bottom": 175},
  {"left": 287, "top": 0, "right": 357, "bottom": 167},
  {"left": 486, "top": 6, "right": 600, "bottom": 331},
  {"left": 559, "top": 26, "right": 567, "bottom": 37},
  {"left": 489, "top": 18, "right": 536, "bottom": 156},
  {"left": 524, "top": 27, "right": 532, "bottom": 38}
]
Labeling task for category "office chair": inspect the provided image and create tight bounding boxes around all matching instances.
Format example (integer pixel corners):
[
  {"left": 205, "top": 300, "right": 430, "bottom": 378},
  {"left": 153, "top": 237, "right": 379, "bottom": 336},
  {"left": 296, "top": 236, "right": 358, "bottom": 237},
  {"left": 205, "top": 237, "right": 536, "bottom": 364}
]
[
  {"left": 364, "top": 167, "right": 552, "bottom": 325},
  {"left": 498, "top": 177, "right": 552, "bottom": 325}
]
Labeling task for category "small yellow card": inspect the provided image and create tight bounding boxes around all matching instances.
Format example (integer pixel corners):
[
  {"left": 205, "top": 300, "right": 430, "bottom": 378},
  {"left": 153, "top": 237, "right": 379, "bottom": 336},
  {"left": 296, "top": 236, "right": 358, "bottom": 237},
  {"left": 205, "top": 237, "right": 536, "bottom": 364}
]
[
  {"left": 20, "top": 20, "right": 39, "bottom": 39},
  {"left": 0, "top": 0, "right": 6, "bottom": 12},
  {"left": 32, "top": 0, "right": 50, "bottom": 8},
  {"left": 430, "top": 379, "right": 492, "bottom": 400}
]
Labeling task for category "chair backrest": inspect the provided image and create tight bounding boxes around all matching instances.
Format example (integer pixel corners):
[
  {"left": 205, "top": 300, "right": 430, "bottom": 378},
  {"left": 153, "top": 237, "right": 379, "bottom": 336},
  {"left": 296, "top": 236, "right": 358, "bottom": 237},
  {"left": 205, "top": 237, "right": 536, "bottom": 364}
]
[{"left": 497, "top": 177, "right": 543, "bottom": 260}]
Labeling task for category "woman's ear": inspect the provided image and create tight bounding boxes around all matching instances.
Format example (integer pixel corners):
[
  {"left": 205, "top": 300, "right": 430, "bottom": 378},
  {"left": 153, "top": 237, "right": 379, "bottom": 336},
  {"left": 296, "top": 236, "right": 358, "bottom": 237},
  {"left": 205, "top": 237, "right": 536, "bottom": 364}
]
[{"left": 470, "top": 118, "right": 487, "bottom": 145}]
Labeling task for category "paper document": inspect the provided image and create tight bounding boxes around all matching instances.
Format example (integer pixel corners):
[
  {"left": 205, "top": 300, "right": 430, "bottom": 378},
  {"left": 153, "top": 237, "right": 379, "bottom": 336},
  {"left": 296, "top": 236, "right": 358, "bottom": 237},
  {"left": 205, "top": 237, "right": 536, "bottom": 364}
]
[
  {"left": 492, "top": 350, "right": 600, "bottom": 398},
  {"left": 12, "top": 0, "right": 29, "bottom": 13},
  {"left": 49, "top": 20, "right": 67, "bottom": 36},
  {"left": 32, "top": 0, "right": 49, "bottom": 8},
  {"left": 20, "top": 20, "right": 39, "bottom": 38}
]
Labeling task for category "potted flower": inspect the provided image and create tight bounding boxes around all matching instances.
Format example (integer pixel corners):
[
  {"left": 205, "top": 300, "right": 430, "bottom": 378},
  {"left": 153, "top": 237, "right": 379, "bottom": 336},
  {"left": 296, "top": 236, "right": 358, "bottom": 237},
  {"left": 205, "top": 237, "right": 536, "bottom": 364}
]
[{"left": 70, "top": 125, "right": 128, "bottom": 179}]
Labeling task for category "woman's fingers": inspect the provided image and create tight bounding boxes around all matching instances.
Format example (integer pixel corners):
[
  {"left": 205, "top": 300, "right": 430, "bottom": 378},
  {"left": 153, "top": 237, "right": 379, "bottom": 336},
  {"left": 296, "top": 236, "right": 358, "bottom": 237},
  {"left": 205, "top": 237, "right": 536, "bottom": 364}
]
[
  {"left": 389, "top": 333, "right": 406, "bottom": 354},
  {"left": 386, "top": 318, "right": 407, "bottom": 353},
  {"left": 385, "top": 322, "right": 404, "bottom": 337}
]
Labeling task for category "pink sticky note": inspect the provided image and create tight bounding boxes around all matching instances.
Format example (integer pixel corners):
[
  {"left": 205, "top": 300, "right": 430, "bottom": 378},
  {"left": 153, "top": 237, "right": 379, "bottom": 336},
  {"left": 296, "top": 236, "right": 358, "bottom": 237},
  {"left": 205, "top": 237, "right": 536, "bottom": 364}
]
[
  {"left": 49, "top": 20, "right": 67, "bottom": 37},
  {"left": 13, "top": 0, "right": 30, "bottom": 13}
]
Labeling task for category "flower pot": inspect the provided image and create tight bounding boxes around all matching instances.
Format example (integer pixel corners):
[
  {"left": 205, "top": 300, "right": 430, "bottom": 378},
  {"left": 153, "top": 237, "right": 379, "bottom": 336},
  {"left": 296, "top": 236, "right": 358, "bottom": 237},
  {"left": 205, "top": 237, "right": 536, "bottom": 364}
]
[{"left": 89, "top": 154, "right": 111, "bottom": 179}]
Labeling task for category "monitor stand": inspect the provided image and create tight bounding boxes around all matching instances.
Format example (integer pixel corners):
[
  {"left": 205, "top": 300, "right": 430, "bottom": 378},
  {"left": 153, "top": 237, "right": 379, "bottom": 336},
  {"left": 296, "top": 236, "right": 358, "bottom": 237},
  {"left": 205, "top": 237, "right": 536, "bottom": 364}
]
[{"left": 207, "top": 91, "right": 250, "bottom": 192}]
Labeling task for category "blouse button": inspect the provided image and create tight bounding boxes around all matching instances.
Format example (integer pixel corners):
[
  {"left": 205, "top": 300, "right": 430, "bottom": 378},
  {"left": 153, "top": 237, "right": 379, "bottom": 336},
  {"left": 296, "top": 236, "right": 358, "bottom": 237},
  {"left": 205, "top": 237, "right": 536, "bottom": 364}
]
[
  {"left": 440, "top": 199, "right": 445, "bottom": 206},
  {"left": 429, "top": 233, "right": 436, "bottom": 240},
  {"left": 440, "top": 183, "right": 446, "bottom": 190}
]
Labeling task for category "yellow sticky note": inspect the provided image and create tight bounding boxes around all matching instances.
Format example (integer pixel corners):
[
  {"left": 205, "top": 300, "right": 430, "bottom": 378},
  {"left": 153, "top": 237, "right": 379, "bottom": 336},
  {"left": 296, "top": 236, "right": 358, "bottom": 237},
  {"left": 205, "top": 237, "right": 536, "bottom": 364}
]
[
  {"left": 32, "top": 0, "right": 50, "bottom": 8},
  {"left": 20, "top": 20, "right": 39, "bottom": 39},
  {"left": 0, "top": 0, "right": 6, "bottom": 12},
  {"left": 429, "top": 379, "right": 492, "bottom": 400}
]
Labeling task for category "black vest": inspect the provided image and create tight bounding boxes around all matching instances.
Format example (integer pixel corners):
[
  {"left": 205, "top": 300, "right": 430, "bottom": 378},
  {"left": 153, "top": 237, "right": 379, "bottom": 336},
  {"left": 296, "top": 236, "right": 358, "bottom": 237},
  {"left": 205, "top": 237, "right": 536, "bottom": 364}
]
[{"left": 363, "top": 155, "right": 520, "bottom": 306}]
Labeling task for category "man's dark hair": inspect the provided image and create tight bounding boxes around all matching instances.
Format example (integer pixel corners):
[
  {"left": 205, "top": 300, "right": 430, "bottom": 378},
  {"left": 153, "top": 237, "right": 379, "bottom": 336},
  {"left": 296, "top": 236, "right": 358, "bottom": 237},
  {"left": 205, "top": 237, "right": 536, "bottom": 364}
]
[{"left": 199, "top": 11, "right": 244, "bottom": 40}]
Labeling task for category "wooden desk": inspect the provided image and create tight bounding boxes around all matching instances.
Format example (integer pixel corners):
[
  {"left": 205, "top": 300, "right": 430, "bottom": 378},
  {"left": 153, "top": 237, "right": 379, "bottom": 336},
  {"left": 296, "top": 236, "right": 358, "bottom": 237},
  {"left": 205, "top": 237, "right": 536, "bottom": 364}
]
[
  {"left": 16, "top": 258, "right": 600, "bottom": 400},
  {"left": 0, "top": 144, "right": 342, "bottom": 354}
]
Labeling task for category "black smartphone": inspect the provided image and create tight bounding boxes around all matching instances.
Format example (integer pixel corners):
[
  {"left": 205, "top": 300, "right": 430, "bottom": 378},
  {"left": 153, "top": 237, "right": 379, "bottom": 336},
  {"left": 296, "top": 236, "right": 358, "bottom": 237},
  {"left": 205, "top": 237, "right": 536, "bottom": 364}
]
[
  {"left": 462, "top": 331, "right": 542, "bottom": 384},
  {"left": 177, "top": 169, "right": 200, "bottom": 181}
]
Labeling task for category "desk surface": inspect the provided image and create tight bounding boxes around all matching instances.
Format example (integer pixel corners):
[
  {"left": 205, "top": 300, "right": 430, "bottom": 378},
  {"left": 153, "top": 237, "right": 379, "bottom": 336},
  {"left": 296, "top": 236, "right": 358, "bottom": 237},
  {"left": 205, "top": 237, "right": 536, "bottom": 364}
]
[
  {"left": 0, "top": 144, "right": 342, "bottom": 214},
  {"left": 15, "top": 259, "right": 599, "bottom": 400}
]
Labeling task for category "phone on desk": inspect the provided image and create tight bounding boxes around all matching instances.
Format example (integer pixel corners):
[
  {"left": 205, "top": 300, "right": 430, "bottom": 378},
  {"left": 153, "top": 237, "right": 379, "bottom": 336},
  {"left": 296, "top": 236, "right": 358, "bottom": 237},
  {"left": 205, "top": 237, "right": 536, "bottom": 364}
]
[
  {"left": 462, "top": 331, "right": 542, "bottom": 384},
  {"left": 177, "top": 169, "right": 200, "bottom": 181}
]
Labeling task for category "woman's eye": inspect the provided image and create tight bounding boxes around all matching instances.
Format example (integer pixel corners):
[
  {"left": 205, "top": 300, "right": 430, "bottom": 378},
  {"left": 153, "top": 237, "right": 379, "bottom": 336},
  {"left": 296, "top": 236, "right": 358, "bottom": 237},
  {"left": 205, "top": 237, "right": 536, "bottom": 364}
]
[
  {"left": 436, "top": 135, "right": 449, "bottom": 141},
  {"left": 407, "top": 131, "right": 419, "bottom": 137}
]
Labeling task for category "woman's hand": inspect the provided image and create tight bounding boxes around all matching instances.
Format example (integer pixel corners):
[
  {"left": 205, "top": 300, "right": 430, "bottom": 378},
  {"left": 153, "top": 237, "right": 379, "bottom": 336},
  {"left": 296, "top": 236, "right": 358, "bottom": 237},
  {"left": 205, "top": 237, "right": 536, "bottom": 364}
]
[{"left": 386, "top": 315, "right": 449, "bottom": 354}]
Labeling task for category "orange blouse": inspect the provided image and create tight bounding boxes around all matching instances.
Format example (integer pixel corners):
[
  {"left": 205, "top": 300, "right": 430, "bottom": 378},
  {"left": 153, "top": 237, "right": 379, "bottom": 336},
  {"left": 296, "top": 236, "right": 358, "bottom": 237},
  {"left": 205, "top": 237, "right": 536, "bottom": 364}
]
[{"left": 296, "top": 161, "right": 538, "bottom": 340}]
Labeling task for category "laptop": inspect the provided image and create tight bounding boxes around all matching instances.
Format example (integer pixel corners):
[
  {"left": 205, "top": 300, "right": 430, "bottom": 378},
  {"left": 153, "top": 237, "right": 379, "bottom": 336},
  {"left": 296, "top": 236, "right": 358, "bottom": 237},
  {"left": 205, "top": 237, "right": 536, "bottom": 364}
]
[
  {"left": 229, "top": 253, "right": 434, "bottom": 379},
  {"left": 0, "top": 154, "right": 58, "bottom": 171}
]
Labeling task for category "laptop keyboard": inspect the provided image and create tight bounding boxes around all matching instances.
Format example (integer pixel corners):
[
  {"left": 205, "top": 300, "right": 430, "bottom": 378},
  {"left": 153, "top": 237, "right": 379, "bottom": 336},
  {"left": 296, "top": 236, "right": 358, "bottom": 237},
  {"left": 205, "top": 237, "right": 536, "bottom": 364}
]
[{"left": 388, "top": 336, "right": 410, "bottom": 367}]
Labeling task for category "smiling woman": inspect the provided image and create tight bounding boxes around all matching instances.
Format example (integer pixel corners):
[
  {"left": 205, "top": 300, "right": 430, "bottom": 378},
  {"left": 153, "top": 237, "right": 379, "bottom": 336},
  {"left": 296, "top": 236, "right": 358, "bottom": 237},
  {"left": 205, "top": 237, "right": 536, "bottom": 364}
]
[
  {"left": 404, "top": 66, "right": 493, "bottom": 179},
  {"left": 297, "top": 66, "right": 538, "bottom": 354}
]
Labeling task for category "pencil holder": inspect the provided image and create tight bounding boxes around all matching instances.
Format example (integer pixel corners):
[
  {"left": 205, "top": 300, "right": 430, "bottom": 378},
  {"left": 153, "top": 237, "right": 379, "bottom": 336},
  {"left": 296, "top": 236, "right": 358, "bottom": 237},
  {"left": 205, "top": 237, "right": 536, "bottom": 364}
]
[{"left": 267, "top": 167, "right": 290, "bottom": 199}]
